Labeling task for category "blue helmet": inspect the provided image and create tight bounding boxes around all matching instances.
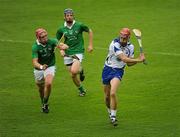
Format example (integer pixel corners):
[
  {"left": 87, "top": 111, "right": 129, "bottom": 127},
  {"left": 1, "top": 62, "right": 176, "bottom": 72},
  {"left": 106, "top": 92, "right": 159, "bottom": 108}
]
[{"left": 64, "top": 8, "right": 74, "bottom": 14}]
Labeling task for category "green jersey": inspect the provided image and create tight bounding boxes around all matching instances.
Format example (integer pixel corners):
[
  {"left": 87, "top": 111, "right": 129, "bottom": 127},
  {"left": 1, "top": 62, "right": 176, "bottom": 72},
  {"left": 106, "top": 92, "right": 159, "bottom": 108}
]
[
  {"left": 32, "top": 38, "right": 58, "bottom": 67},
  {"left": 56, "top": 21, "right": 90, "bottom": 55}
]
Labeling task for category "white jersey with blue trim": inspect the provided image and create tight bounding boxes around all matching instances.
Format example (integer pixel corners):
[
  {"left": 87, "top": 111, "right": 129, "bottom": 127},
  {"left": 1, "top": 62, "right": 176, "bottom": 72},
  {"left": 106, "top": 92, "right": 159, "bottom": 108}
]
[{"left": 105, "top": 38, "right": 134, "bottom": 69}]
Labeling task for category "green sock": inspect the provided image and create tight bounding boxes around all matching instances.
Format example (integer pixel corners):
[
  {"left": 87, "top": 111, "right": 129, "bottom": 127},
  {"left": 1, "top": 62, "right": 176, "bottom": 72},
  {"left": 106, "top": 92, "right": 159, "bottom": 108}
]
[{"left": 78, "top": 85, "right": 84, "bottom": 92}]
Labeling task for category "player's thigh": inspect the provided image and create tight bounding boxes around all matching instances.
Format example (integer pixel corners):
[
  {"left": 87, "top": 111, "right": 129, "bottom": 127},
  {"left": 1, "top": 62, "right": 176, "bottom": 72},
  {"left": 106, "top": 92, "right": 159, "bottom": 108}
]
[
  {"left": 34, "top": 69, "right": 45, "bottom": 84},
  {"left": 110, "top": 78, "right": 121, "bottom": 94},
  {"left": 71, "top": 54, "right": 83, "bottom": 73},
  {"left": 104, "top": 84, "right": 111, "bottom": 96},
  {"left": 71, "top": 60, "right": 81, "bottom": 73},
  {"left": 44, "top": 66, "right": 56, "bottom": 84},
  {"left": 45, "top": 74, "right": 54, "bottom": 85}
]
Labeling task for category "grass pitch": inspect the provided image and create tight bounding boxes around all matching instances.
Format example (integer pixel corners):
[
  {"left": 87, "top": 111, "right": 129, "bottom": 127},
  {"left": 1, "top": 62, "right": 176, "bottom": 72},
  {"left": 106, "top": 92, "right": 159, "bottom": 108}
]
[{"left": 0, "top": 0, "right": 180, "bottom": 137}]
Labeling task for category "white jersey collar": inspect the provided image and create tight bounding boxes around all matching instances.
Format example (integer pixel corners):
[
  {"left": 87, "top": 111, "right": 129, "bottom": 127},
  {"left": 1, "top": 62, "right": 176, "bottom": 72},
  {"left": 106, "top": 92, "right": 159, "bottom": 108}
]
[
  {"left": 36, "top": 39, "right": 46, "bottom": 47},
  {"left": 64, "top": 20, "right": 76, "bottom": 29}
]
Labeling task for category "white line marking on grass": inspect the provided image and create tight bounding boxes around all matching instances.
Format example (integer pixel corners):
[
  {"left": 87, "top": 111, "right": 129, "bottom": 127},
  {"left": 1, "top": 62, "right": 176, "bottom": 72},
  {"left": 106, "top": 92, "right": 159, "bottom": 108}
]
[
  {"left": 94, "top": 47, "right": 107, "bottom": 50},
  {"left": 1, "top": 39, "right": 180, "bottom": 57},
  {"left": 152, "top": 52, "right": 180, "bottom": 56},
  {"left": 0, "top": 39, "right": 31, "bottom": 44}
]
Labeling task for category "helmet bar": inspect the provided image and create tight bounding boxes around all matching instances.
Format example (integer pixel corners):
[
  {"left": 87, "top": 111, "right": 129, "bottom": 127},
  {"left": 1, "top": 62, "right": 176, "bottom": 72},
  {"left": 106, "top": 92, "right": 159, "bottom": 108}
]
[
  {"left": 120, "top": 28, "right": 131, "bottom": 38},
  {"left": 35, "top": 28, "right": 47, "bottom": 39},
  {"left": 64, "top": 8, "right": 74, "bottom": 14}
]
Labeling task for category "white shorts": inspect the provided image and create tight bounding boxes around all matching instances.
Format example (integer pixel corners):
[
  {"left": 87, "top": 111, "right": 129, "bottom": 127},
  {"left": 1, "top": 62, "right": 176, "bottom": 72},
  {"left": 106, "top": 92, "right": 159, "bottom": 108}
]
[
  {"left": 33, "top": 66, "right": 56, "bottom": 83},
  {"left": 64, "top": 53, "right": 84, "bottom": 65}
]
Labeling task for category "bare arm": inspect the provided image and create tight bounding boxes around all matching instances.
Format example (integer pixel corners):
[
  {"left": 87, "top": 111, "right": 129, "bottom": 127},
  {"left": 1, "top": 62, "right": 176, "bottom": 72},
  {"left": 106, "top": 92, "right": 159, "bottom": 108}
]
[
  {"left": 32, "top": 58, "right": 48, "bottom": 70},
  {"left": 56, "top": 42, "right": 69, "bottom": 50},
  {"left": 56, "top": 42, "right": 69, "bottom": 57},
  {"left": 127, "top": 62, "right": 137, "bottom": 66},
  {"left": 87, "top": 29, "right": 93, "bottom": 53},
  {"left": 127, "top": 57, "right": 137, "bottom": 66},
  {"left": 118, "top": 53, "right": 145, "bottom": 66}
]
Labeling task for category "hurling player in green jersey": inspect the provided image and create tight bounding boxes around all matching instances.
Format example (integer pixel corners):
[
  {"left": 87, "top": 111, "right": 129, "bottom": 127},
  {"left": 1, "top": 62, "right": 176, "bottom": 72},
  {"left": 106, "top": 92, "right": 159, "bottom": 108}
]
[
  {"left": 32, "top": 28, "right": 68, "bottom": 113},
  {"left": 56, "top": 8, "right": 93, "bottom": 96}
]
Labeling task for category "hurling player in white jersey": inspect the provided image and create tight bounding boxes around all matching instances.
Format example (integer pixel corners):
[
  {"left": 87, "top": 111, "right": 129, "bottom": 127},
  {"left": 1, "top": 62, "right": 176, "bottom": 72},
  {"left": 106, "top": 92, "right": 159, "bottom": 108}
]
[{"left": 102, "top": 28, "right": 145, "bottom": 126}]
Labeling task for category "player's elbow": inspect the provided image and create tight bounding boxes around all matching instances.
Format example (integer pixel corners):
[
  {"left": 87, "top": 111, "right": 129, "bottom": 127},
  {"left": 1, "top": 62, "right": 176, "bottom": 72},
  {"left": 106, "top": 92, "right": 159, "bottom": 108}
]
[
  {"left": 120, "top": 56, "right": 128, "bottom": 63},
  {"left": 32, "top": 58, "right": 38, "bottom": 67},
  {"left": 89, "top": 29, "right": 93, "bottom": 35},
  {"left": 118, "top": 54, "right": 128, "bottom": 63}
]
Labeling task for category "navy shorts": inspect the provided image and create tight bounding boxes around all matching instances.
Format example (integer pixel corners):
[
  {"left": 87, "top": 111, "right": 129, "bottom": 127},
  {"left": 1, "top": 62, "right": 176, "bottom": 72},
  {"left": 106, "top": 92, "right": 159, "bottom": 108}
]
[{"left": 102, "top": 65, "right": 124, "bottom": 85}]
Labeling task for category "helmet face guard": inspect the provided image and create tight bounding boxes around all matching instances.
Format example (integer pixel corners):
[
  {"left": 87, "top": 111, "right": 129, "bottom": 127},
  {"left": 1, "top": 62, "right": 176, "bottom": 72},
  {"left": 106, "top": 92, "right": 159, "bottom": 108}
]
[
  {"left": 36, "top": 28, "right": 47, "bottom": 39},
  {"left": 120, "top": 28, "right": 131, "bottom": 38},
  {"left": 64, "top": 8, "right": 74, "bottom": 15},
  {"left": 35, "top": 28, "right": 48, "bottom": 44},
  {"left": 120, "top": 28, "right": 131, "bottom": 46},
  {"left": 64, "top": 8, "right": 74, "bottom": 24}
]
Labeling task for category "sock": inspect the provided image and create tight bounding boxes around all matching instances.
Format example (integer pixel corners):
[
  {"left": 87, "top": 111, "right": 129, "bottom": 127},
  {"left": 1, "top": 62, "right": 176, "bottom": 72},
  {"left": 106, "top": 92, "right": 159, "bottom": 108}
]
[
  {"left": 78, "top": 84, "right": 84, "bottom": 92},
  {"left": 111, "top": 110, "right": 117, "bottom": 117},
  {"left": 43, "top": 97, "right": 49, "bottom": 105}
]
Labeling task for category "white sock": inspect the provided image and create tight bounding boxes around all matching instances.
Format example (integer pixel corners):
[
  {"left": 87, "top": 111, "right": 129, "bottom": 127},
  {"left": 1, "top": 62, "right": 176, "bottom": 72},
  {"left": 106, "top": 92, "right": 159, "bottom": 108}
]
[{"left": 111, "top": 110, "right": 117, "bottom": 117}]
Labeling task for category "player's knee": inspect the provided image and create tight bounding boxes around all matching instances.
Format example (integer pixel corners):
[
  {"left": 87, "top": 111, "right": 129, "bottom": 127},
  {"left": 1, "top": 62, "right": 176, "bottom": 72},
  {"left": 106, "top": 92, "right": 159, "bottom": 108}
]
[
  {"left": 36, "top": 81, "right": 44, "bottom": 87},
  {"left": 45, "top": 81, "right": 52, "bottom": 88},
  {"left": 71, "top": 69, "right": 78, "bottom": 75},
  {"left": 110, "top": 92, "right": 116, "bottom": 97},
  {"left": 71, "top": 73, "right": 77, "bottom": 78}
]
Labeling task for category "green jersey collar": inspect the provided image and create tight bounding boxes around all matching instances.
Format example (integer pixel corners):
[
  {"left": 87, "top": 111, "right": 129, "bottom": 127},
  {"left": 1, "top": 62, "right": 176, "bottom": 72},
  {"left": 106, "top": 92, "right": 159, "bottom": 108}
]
[{"left": 64, "top": 20, "right": 76, "bottom": 29}]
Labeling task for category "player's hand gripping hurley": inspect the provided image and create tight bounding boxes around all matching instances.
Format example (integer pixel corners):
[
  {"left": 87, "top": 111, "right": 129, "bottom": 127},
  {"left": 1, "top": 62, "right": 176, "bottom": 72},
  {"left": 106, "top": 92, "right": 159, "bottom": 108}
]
[
  {"left": 58, "top": 34, "right": 79, "bottom": 60},
  {"left": 132, "top": 29, "right": 147, "bottom": 65}
]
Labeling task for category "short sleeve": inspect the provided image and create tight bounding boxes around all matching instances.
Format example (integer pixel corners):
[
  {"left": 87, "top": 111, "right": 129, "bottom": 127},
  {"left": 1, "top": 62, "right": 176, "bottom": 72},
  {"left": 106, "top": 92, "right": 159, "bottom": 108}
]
[
  {"left": 51, "top": 38, "right": 58, "bottom": 47},
  {"left": 56, "top": 28, "right": 63, "bottom": 40},
  {"left": 32, "top": 44, "right": 38, "bottom": 59},
  {"left": 81, "top": 23, "right": 90, "bottom": 32}
]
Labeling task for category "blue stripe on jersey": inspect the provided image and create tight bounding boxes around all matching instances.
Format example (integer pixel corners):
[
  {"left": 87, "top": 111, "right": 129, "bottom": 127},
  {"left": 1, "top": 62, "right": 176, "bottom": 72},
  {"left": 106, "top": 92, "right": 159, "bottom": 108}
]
[
  {"left": 114, "top": 37, "right": 132, "bottom": 46},
  {"left": 113, "top": 37, "right": 120, "bottom": 43},
  {"left": 113, "top": 37, "right": 120, "bottom": 52},
  {"left": 114, "top": 46, "right": 120, "bottom": 52},
  {"left": 126, "top": 47, "right": 131, "bottom": 57}
]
